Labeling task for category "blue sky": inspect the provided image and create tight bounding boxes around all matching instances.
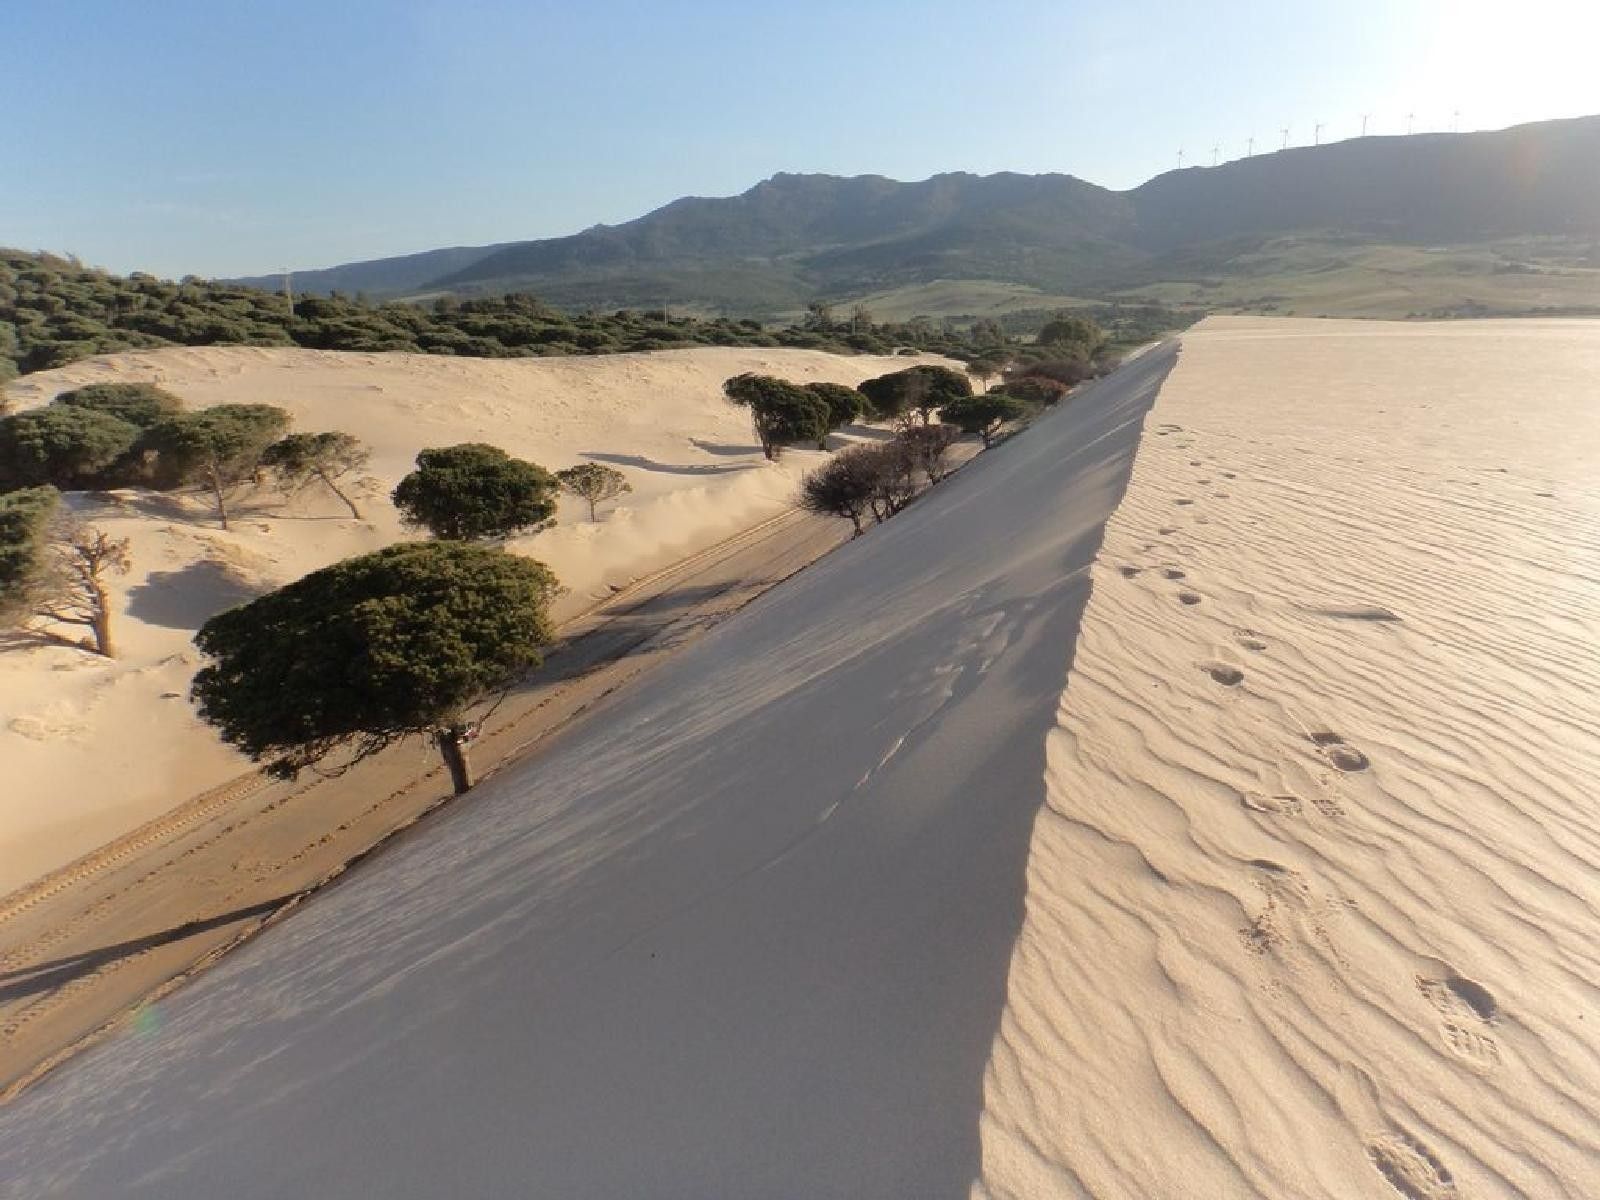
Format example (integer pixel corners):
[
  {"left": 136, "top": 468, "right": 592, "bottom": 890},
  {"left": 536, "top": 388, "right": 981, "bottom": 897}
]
[{"left": 4, "top": 0, "right": 1596, "bottom": 278}]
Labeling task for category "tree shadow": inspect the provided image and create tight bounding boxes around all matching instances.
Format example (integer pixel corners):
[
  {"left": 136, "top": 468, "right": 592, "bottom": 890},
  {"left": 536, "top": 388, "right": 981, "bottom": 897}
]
[
  {"left": 582, "top": 451, "right": 758, "bottom": 477},
  {"left": 0, "top": 895, "right": 295, "bottom": 1005},
  {"left": 126, "top": 560, "right": 266, "bottom": 630},
  {"left": 687, "top": 438, "right": 757, "bottom": 458}
]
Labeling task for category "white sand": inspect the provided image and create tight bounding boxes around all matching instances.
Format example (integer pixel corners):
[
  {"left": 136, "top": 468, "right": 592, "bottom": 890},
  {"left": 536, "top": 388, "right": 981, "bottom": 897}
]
[
  {"left": 0, "top": 320, "right": 1596, "bottom": 1198},
  {"left": 0, "top": 345, "right": 947, "bottom": 892}
]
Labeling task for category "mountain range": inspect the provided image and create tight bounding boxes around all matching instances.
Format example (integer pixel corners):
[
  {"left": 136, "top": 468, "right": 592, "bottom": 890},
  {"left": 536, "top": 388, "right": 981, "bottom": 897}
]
[{"left": 234, "top": 116, "right": 1600, "bottom": 315}]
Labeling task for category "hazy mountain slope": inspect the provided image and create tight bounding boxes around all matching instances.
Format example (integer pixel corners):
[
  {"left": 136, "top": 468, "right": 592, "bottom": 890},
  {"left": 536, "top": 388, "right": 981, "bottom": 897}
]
[
  {"left": 1128, "top": 114, "right": 1600, "bottom": 249},
  {"left": 234, "top": 116, "right": 1600, "bottom": 313},
  {"left": 231, "top": 242, "right": 513, "bottom": 297},
  {"left": 427, "top": 171, "right": 1139, "bottom": 307}
]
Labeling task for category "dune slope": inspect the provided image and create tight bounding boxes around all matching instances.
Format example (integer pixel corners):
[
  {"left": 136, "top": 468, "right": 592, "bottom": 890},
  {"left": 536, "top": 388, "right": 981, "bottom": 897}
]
[{"left": 0, "top": 343, "right": 1174, "bottom": 1197}]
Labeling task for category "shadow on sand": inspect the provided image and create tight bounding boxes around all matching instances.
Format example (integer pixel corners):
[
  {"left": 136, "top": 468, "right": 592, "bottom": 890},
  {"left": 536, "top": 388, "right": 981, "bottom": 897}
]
[
  {"left": 583, "top": 451, "right": 757, "bottom": 477},
  {"left": 0, "top": 896, "right": 296, "bottom": 1005},
  {"left": 125, "top": 560, "right": 265, "bottom": 630}
]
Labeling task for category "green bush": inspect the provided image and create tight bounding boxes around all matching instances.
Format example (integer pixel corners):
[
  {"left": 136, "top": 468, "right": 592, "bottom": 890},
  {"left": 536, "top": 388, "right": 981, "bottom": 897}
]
[
  {"left": 0, "top": 406, "right": 141, "bottom": 490},
  {"left": 0, "top": 484, "right": 59, "bottom": 623},
  {"left": 192, "top": 540, "right": 560, "bottom": 785},
  {"left": 54, "top": 382, "right": 184, "bottom": 428},
  {"left": 392, "top": 443, "right": 558, "bottom": 540}
]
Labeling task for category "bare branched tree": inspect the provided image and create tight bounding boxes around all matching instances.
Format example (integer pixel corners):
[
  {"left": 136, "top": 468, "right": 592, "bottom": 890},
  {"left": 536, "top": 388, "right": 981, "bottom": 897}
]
[{"left": 33, "top": 513, "right": 132, "bottom": 657}]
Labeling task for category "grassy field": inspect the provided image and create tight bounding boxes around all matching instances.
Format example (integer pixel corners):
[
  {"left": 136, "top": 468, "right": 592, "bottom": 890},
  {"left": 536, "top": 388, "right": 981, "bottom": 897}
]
[
  {"left": 1111, "top": 234, "right": 1600, "bottom": 318},
  {"left": 812, "top": 280, "right": 1096, "bottom": 324}
]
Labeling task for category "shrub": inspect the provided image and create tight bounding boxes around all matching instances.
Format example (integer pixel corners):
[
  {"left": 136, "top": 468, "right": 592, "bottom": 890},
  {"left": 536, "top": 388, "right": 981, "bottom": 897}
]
[
  {"left": 995, "top": 376, "right": 1071, "bottom": 407},
  {"left": 142, "top": 404, "right": 292, "bottom": 527},
  {"left": 0, "top": 406, "right": 141, "bottom": 490},
  {"left": 802, "top": 382, "right": 868, "bottom": 436},
  {"left": 0, "top": 485, "right": 59, "bottom": 625},
  {"left": 940, "top": 393, "right": 1031, "bottom": 447},
  {"left": 798, "top": 447, "right": 881, "bottom": 536},
  {"left": 54, "top": 382, "right": 184, "bottom": 428},
  {"left": 192, "top": 541, "right": 560, "bottom": 792},
  {"left": 723, "top": 373, "right": 830, "bottom": 459},
  {"left": 1036, "top": 314, "right": 1106, "bottom": 359},
  {"left": 392, "top": 443, "right": 558, "bottom": 540},
  {"left": 1009, "top": 358, "right": 1092, "bottom": 389},
  {"left": 895, "top": 423, "right": 961, "bottom": 483},
  {"left": 857, "top": 365, "right": 972, "bottom": 423},
  {"left": 556, "top": 463, "right": 631, "bottom": 521},
  {"left": 261, "top": 431, "right": 370, "bottom": 519}
]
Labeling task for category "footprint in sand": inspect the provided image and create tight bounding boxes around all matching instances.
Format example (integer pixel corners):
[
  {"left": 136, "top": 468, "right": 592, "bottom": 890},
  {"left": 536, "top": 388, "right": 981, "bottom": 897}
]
[
  {"left": 1221, "top": 471, "right": 1237, "bottom": 479},
  {"left": 1201, "top": 661, "right": 1244, "bottom": 687},
  {"left": 1213, "top": 491, "right": 1231, "bottom": 499},
  {"left": 1158, "top": 526, "right": 1179, "bottom": 535},
  {"left": 1308, "top": 731, "right": 1370, "bottom": 772},
  {"left": 1418, "top": 970, "right": 1501, "bottom": 1068},
  {"left": 1233, "top": 630, "right": 1268, "bottom": 652},
  {"left": 1162, "top": 567, "right": 1186, "bottom": 580},
  {"left": 1243, "top": 790, "right": 1304, "bottom": 817},
  {"left": 1174, "top": 498, "right": 1195, "bottom": 506},
  {"left": 1118, "top": 565, "right": 1142, "bottom": 578},
  {"left": 1366, "top": 1130, "right": 1458, "bottom": 1199},
  {"left": 1439, "top": 1021, "right": 1503, "bottom": 1071},
  {"left": 1178, "top": 591, "right": 1203, "bottom": 606}
]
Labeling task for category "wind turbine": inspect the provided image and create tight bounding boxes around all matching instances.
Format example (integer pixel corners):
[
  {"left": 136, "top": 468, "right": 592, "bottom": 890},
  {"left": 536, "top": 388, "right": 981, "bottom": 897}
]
[
  {"left": 1211, "top": 144, "right": 1219, "bottom": 167},
  {"left": 1177, "top": 147, "right": 1185, "bottom": 168},
  {"left": 1314, "top": 122, "right": 1324, "bottom": 146},
  {"left": 1361, "top": 113, "right": 1370, "bottom": 136},
  {"left": 281, "top": 269, "right": 294, "bottom": 317},
  {"left": 1247, "top": 135, "right": 1255, "bottom": 157},
  {"left": 1281, "top": 127, "right": 1290, "bottom": 150},
  {"left": 1407, "top": 111, "right": 1415, "bottom": 135},
  {"left": 1452, "top": 108, "right": 1461, "bottom": 132}
]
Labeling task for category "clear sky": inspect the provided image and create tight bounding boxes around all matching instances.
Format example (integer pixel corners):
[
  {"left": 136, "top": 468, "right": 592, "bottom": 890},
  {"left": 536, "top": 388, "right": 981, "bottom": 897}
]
[{"left": 4, "top": 0, "right": 1597, "bottom": 278}]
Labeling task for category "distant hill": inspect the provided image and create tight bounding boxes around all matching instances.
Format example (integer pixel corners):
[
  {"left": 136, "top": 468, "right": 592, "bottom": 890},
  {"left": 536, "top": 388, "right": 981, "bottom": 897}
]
[
  {"left": 232, "top": 116, "right": 1600, "bottom": 315},
  {"left": 232, "top": 242, "right": 514, "bottom": 299}
]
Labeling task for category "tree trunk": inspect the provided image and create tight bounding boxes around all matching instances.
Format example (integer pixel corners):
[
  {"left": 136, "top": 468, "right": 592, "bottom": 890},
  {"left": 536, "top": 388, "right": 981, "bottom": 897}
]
[
  {"left": 208, "top": 466, "right": 230, "bottom": 530},
  {"left": 88, "top": 578, "right": 115, "bottom": 658},
  {"left": 319, "top": 470, "right": 363, "bottom": 519},
  {"left": 588, "top": 498, "right": 598, "bottom": 522},
  {"left": 435, "top": 726, "right": 474, "bottom": 794}
]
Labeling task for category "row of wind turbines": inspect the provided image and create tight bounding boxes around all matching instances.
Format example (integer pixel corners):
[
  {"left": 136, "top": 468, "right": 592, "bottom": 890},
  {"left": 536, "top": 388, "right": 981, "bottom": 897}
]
[{"left": 1177, "top": 109, "right": 1464, "bottom": 169}]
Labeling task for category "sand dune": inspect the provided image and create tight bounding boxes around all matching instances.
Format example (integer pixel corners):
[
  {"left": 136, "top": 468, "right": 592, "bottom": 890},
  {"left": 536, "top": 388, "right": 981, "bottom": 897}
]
[
  {"left": 0, "top": 319, "right": 1595, "bottom": 1198},
  {"left": 977, "top": 317, "right": 1600, "bottom": 1197},
  {"left": 0, "top": 345, "right": 948, "bottom": 892}
]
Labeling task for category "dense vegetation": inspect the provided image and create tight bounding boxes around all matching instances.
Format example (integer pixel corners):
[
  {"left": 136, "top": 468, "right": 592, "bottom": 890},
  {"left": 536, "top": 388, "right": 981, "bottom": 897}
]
[{"left": 1, "top": 250, "right": 1006, "bottom": 382}]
